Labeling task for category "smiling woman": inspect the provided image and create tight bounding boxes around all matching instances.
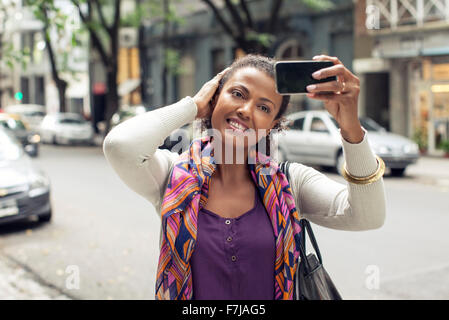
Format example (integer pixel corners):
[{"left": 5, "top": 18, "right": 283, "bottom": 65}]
[{"left": 103, "top": 54, "right": 386, "bottom": 300}]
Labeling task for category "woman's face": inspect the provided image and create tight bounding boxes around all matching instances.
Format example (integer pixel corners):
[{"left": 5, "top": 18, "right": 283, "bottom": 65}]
[{"left": 210, "top": 67, "right": 283, "bottom": 154}]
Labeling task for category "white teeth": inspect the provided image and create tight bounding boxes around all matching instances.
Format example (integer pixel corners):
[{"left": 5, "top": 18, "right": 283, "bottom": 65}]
[{"left": 229, "top": 120, "right": 246, "bottom": 131}]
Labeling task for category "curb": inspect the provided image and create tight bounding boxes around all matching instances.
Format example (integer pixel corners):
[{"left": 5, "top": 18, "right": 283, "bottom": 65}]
[{"left": 0, "top": 253, "right": 72, "bottom": 300}]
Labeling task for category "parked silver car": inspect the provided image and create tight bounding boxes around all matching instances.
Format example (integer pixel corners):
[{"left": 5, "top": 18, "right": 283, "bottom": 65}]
[
  {"left": 40, "top": 113, "right": 94, "bottom": 145},
  {"left": 0, "top": 127, "right": 52, "bottom": 224},
  {"left": 278, "top": 110, "right": 419, "bottom": 176}
]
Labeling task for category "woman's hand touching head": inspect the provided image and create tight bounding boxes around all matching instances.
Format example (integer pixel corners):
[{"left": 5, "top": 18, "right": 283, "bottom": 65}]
[{"left": 193, "top": 67, "right": 231, "bottom": 120}]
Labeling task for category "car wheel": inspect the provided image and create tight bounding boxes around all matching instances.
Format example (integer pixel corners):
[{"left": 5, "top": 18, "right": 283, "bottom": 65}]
[
  {"left": 38, "top": 210, "right": 52, "bottom": 222},
  {"left": 390, "top": 167, "right": 406, "bottom": 177},
  {"left": 53, "top": 135, "right": 58, "bottom": 145},
  {"left": 336, "top": 151, "right": 344, "bottom": 176}
]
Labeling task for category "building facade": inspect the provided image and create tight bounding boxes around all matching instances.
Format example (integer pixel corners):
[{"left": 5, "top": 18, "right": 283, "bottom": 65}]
[
  {"left": 0, "top": 0, "right": 89, "bottom": 115},
  {"left": 139, "top": 0, "right": 354, "bottom": 114},
  {"left": 354, "top": 0, "right": 449, "bottom": 156}
]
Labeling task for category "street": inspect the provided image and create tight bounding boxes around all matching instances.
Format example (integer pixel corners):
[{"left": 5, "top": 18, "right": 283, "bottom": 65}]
[{"left": 0, "top": 143, "right": 448, "bottom": 300}]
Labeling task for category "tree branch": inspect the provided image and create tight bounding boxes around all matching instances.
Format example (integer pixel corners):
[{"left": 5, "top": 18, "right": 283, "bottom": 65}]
[
  {"left": 93, "top": 0, "right": 112, "bottom": 36},
  {"left": 41, "top": 5, "right": 59, "bottom": 83},
  {"left": 112, "top": 0, "right": 121, "bottom": 30},
  {"left": 109, "top": 0, "right": 121, "bottom": 60},
  {"left": 267, "top": 0, "right": 283, "bottom": 33},
  {"left": 70, "top": 0, "right": 110, "bottom": 65},
  {"left": 201, "top": 0, "right": 236, "bottom": 39},
  {"left": 239, "top": 0, "right": 253, "bottom": 29},
  {"left": 223, "top": 0, "right": 246, "bottom": 34}
]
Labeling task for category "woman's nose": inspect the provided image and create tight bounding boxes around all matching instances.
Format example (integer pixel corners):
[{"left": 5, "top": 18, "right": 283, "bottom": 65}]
[{"left": 237, "top": 102, "right": 252, "bottom": 119}]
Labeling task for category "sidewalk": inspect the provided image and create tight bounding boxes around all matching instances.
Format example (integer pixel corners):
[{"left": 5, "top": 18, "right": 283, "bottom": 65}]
[
  {"left": 0, "top": 253, "right": 70, "bottom": 300},
  {"left": 406, "top": 155, "right": 449, "bottom": 187}
]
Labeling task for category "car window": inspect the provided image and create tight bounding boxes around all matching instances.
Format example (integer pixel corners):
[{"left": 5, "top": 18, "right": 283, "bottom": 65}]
[
  {"left": 0, "top": 119, "right": 26, "bottom": 131},
  {"left": 290, "top": 117, "right": 305, "bottom": 131},
  {"left": 329, "top": 116, "right": 382, "bottom": 132},
  {"left": 310, "top": 117, "right": 329, "bottom": 133},
  {"left": 25, "top": 111, "right": 45, "bottom": 117},
  {"left": 59, "top": 117, "right": 85, "bottom": 125},
  {"left": 359, "top": 118, "right": 382, "bottom": 131}
]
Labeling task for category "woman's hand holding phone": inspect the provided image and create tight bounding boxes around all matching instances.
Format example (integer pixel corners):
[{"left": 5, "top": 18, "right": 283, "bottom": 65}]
[
  {"left": 193, "top": 67, "right": 230, "bottom": 120},
  {"left": 306, "top": 55, "right": 364, "bottom": 143}
]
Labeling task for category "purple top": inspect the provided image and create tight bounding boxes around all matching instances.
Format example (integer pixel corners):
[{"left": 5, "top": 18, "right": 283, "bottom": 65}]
[{"left": 190, "top": 188, "right": 276, "bottom": 300}]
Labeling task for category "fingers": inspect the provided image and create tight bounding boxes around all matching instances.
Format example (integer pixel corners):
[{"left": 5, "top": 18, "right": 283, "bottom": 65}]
[
  {"left": 194, "top": 67, "right": 232, "bottom": 117},
  {"left": 306, "top": 79, "right": 346, "bottom": 94},
  {"left": 312, "top": 54, "right": 359, "bottom": 84},
  {"left": 313, "top": 54, "right": 342, "bottom": 65},
  {"left": 214, "top": 67, "right": 231, "bottom": 80},
  {"left": 306, "top": 92, "right": 344, "bottom": 102},
  {"left": 311, "top": 63, "right": 347, "bottom": 81}
]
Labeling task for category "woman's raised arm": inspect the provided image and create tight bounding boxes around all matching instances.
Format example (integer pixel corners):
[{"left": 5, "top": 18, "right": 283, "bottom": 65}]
[
  {"left": 103, "top": 97, "right": 198, "bottom": 215},
  {"left": 288, "top": 128, "right": 386, "bottom": 231}
]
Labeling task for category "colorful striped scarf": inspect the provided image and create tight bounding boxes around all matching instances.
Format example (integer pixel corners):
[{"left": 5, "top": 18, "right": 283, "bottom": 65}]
[{"left": 155, "top": 136, "right": 302, "bottom": 300}]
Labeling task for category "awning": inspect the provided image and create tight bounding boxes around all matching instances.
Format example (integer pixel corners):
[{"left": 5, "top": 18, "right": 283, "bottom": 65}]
[
  {"left": 421, "top": 46, "right": 449, "bottom": 56},
  {"left": 118, "top": 79, "right": 141, "bottom": 96}
]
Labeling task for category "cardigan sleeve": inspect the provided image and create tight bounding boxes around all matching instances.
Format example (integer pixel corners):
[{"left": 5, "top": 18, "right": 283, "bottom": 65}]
[
  {"left": 103, "top": 97, "right": 197, "bottom": 216},
  {"left": 288, "top": 127, "right": 386, "bottom": 231}
]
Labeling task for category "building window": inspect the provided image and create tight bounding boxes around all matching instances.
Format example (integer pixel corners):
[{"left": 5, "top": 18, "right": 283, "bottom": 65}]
[
  {"left": 178, "top": 54, "right": 195, "bottom": 99},
  {"left": 69, "top": 97, "right": 84, "bottom": 114},
  {"left": 212, "top": 48, "right": 225, "bottom": 77},
  {"left": 34, "top": 76, "right": 45, "bottom": 106},
  {"left": 20, "top": 77, "right": 30, "bottom": 104},
  {"left": 21, "top": 32, "right": 35, "bottom": 63}
]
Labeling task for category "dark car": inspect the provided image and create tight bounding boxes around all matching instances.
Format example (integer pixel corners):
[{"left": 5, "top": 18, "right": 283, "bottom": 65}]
[
  {"left": 0, "top": 127, "right": 52, "bottom": 225},
  {"left": 0, "top": 113, "right": 40, "bottom": 157}
]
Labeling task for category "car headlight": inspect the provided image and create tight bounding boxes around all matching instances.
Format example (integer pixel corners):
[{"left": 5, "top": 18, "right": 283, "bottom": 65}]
[
  {"left": 372, "top": 145, "right": 390, "bottom": 154},
  {"left": 28, "top": 172, "right": 50, "bottom": 198},
  {"left": 28, "top": 134, "right": 41, "bottom": 144},
  {"left": 112, "top": 114, "right": 120, "bottom": 125},
  {"left": 403, "top": 143, "right": 419, "bottom": 154}
]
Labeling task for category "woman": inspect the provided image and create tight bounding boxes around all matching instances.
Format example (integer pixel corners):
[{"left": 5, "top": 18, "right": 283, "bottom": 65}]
[{"left": 103, "top": 54, "right": 386, "bottom": 300}]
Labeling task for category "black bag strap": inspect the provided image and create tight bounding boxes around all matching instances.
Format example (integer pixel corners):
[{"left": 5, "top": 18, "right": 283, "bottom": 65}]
[{"left": 279, "top": 161, "right": 323, "bottom": 271}]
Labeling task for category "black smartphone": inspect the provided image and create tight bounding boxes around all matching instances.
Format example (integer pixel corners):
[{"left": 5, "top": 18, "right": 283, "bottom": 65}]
[{"left": 274, "top": 61, "right": 337, "bottom": 95}]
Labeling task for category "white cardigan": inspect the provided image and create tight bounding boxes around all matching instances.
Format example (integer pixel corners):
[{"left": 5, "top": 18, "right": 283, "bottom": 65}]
[{"left": 103, "top": 96, "right": 386, "bottom": 231}]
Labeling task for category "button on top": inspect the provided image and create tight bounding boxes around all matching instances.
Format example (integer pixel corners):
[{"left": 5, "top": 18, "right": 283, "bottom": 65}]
[
  {"left": 231, "top": 255, "right": 237, "bottom": 262},
  {"left": 225, "top": 219, "right": 231, "bottom": 225},
  {"left": 226, "top": 236, "right": 232, "bottom": 242}
]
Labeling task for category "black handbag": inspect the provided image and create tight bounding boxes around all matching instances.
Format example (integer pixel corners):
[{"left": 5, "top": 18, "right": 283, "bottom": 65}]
[{"left": 280, "top": 161, "right": 342, "bottom": 300}]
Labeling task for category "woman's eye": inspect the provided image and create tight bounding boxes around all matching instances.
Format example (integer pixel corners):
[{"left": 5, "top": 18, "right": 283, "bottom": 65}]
[
  {"left": 259, "top": 105, "right": 270, "bottom": 113},
  {"left": 232, "top": 90, "right": 243, "bottom": 98}
]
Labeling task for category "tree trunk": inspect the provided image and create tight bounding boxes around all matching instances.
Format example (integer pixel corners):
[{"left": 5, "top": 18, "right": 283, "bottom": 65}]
[
  {"left": 42, "top": 7, "right": 68, "bottom": 113},
  {"left": 161, "top": 0, "right": 170, "bottom": 106},
  {"left": 104, "top": 67, "right": 119, "bottom": 135},
  {"left": 56, "top": 79, "right": 68, "bottom": 113}
]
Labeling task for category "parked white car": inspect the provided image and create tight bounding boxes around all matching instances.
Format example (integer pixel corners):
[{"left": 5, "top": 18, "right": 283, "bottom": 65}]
[
  {"left": 40, "top": 113, "right": 94, "bottom": 145},
  {"left": 278, "top": 110, "right": 420, "bottom": 177}
]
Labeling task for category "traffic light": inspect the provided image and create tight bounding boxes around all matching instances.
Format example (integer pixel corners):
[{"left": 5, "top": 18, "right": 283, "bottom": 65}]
[{"left": 14, "top": 92, "right": 23, "bottom": 101}]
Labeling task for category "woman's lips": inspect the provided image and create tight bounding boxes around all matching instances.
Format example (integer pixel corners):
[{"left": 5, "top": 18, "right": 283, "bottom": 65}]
[{"left": 226, "top": 118, "right": 248, "bottom": 132}]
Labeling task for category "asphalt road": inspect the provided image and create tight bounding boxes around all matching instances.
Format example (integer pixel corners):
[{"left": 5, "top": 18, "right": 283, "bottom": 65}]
[{"left": 0, "top": 144, "right": 448, "bottom": 299}]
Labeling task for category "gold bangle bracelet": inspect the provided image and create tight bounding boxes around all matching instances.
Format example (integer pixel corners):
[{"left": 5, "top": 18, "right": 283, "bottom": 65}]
[{"left": 341, "top": 155, "right": 385, "bottom": 185}]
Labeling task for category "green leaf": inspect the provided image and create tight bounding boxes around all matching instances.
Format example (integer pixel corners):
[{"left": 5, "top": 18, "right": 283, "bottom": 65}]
[
  {"left": 301, "top": 0, "right": 334, "bottom": 11},
  {"left": 246, "top": 31, "right": 275, "bottom": 48}
]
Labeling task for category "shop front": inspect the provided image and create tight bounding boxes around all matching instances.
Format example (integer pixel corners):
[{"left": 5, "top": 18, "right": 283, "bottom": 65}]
[{"left": 412, "top": 57, "right": 449, "bottom": 156}]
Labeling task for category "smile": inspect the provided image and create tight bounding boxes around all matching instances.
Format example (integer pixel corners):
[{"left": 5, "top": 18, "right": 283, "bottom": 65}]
[{"left": 226, "top": 118, "right": 249, "bottom": 132}]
